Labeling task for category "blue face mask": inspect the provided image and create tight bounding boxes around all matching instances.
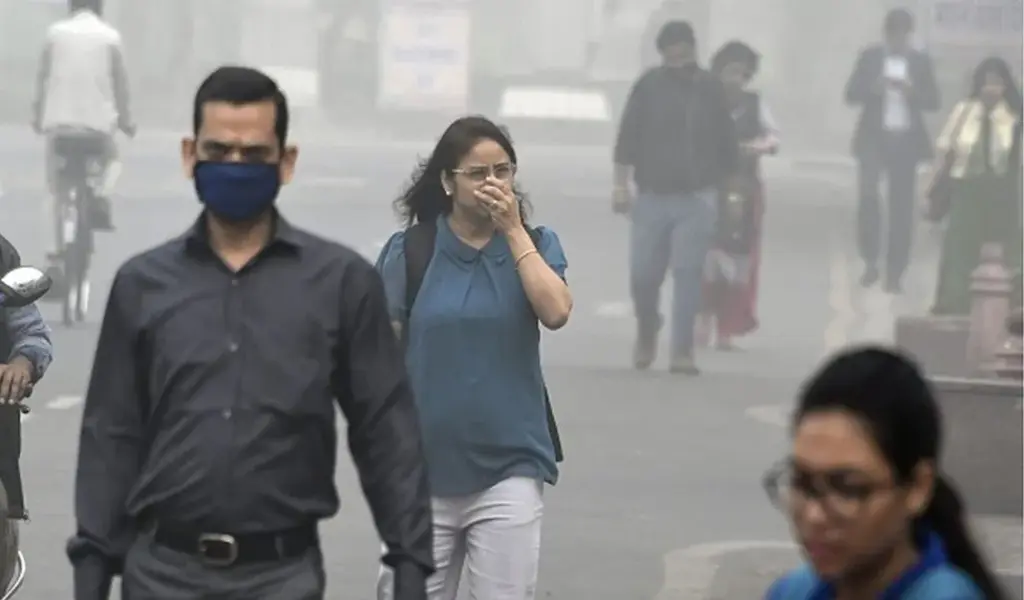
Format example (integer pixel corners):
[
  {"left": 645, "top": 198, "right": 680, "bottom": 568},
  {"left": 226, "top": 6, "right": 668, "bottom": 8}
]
[{"left": 193, "top": 161, "right": 282, "bottom": 222}]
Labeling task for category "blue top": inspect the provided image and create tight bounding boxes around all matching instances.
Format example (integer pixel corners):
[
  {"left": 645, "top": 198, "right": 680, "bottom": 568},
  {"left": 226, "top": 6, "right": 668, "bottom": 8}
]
[
  {"left": 765, "top": 531, "right": 985, "bottom": 600},
  {"left": 376, "top": 216, "right": 567, "bottom": 497}
]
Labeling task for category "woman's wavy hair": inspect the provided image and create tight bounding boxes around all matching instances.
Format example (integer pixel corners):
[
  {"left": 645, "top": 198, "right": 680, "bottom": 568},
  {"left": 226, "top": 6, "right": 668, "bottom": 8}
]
[
  {"left": 394, "top": 115, "right": 531, "bottom": 227},
  {"left": 793, "top": 347, "right": 1007, "bottom": 600},
  {"left": 970, "top": 56, "right": 1023, "bottom": 116}
]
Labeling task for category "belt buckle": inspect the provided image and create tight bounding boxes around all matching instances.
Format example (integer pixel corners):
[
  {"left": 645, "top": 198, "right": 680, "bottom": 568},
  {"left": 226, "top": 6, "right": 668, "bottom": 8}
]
[{"left": 197, "top": 533, "right": 238, "bottom": 567}]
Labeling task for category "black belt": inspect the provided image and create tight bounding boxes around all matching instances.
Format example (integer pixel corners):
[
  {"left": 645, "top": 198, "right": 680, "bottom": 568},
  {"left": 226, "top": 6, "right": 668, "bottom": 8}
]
[{"left": 153, "top": 522, "right": 318, "bottom": 567}]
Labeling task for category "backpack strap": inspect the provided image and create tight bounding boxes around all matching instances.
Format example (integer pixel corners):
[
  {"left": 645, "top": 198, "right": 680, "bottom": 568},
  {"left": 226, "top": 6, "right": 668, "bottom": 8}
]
[{"left": 402, "top": 219, "right": 438, "bottom": 322}]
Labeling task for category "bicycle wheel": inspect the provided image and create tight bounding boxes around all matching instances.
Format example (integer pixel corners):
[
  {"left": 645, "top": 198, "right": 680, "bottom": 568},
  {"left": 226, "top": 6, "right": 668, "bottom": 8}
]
[
  {"left": 72, "top": 187, "right": 94, "bottom": 323},
  {"left": 73, "top": 247, "right": 90, "bottom": 323},
  {"left": 59, "top": 193, "right": 78, "bottom": 327}
]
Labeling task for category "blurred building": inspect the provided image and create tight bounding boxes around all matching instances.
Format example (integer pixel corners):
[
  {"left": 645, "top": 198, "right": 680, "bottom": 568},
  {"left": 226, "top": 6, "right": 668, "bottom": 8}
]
[{"left": 0, "top": 0, "right": 1017, "bottom": 141}]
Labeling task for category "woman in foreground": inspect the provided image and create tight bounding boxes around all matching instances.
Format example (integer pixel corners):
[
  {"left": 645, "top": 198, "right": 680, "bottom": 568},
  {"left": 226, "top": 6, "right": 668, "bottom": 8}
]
[{"left": 764, "top": 347, "right": 1006, "bottom": 599}]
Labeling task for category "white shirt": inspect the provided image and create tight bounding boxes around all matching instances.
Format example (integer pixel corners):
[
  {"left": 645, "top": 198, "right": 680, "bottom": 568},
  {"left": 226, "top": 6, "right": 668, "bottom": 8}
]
[
  {"left": 882, "top": 55, "right": 911, "bottom": 132},
  {"left": 38, "top": 11, "right": 124, "bottom": 133}
]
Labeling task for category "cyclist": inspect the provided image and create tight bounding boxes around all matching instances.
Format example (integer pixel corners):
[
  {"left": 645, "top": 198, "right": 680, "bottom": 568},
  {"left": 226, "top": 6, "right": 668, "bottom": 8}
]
[{"left": 31, "top": 0, "right": 135, "bottom": 260}]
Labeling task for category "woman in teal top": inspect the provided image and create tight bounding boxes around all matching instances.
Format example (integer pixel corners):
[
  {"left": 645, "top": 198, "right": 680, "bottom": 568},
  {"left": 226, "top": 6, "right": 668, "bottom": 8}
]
[
  {"left": 374, "top": 116, "right": 573, "bottom": 600},
  {"left": 764, "top": 347, "right": 1007, "bottom": 599}
]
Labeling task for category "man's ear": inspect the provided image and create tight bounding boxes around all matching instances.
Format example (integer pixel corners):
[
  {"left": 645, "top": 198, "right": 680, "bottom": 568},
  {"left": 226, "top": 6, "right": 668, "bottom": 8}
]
[
  {"left": 181, "top": 137, "right": 196, "bottom": 179},
  {"left": 279, "top": 145, "right": 299, "bottom": 185}
]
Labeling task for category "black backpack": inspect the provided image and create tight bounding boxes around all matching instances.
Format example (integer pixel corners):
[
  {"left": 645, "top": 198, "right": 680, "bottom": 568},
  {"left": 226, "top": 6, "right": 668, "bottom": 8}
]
[{"left": 401, "top": 220, "right": 564, "bottom": 463}]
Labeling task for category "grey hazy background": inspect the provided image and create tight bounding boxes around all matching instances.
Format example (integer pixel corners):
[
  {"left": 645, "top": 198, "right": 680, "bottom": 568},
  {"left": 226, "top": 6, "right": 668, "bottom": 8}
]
[{"left": 0, "top": 0, "right": 1020, "bottom": 598}]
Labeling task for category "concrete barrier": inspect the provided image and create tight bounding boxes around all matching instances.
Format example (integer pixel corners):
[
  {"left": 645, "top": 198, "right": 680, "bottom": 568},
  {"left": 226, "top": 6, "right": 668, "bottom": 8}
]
[
  {"left": 932, "top": 376, "right": 1023, "bottom": 518},
  {"left": 895, "top": 316, "right": 971, "bottom": 378}
]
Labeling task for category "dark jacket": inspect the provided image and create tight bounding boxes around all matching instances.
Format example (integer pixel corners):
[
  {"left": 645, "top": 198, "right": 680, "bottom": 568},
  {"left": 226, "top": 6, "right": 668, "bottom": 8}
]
[
  {"left": 615, "top": 64, "right": 738, "bottom": 194},
  {"left": 844, "top": 44, "right": 940, "bottom": 162},
  {"left": 0, "top": 236, "right": 24, "bottom": 519},
  {"left": 0, "top": 235, "right": 54, "bottom": 519}
]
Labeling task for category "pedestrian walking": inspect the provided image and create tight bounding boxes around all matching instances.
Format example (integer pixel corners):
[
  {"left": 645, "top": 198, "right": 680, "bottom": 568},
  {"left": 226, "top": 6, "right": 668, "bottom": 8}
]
[
  {"left": 926, "top": 56, "right": 1022, "bottom": 315},
  {"left": 67, "top": 66, "right": 434, "bottom": 600},
  {"left": 844, "top": 8, "right": 940, "bottom": 293},
  {"left": 697, "top": 40, "right": 780, "bottom": 351},
  {"left": 613, "top": 20, "right": 738, "bottom": 375},
  {"left": 764, "top": 347, "right": 1007, "bottom": 599},
  {"left": 375, "top": 115, "right": 572, "bottom": 600}
]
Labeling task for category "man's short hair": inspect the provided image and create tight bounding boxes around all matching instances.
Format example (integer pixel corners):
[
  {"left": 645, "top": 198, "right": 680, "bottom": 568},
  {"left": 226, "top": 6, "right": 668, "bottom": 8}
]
[
  {"left": 885, "top": 8, "right": 914, "bottom": 34},
  {"left": 192, "top": 66, "right": 290, "bottom": 147},
  {"left": 656, "top": 20, "right": 696, "bottom": 52}
]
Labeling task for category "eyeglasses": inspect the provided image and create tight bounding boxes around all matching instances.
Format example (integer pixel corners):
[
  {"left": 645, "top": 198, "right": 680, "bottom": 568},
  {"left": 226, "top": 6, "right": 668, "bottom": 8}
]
[
  {"left": 451, "top": 163, "right": 517, "bottom": 183},
  {"left": 762, "top": 460, "right": 896, "bottom": 521}
]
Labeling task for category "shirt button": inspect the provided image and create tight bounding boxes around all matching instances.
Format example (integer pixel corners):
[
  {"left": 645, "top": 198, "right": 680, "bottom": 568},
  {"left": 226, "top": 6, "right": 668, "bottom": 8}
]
[
  {"left": 222, "top": 409, "right": 232, "bottom": 419},
  {"left": 228, "top": 341, "right": 239, "bottom": 352},
  {"left": 231, "top": 279, "right": 239, "bottom": 287}
]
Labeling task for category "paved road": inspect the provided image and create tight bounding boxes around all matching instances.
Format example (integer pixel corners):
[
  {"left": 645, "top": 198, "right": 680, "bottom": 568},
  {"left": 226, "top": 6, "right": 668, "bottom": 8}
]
[{"left": 0, "top": 128, "right": 1019, "bottom": 599}]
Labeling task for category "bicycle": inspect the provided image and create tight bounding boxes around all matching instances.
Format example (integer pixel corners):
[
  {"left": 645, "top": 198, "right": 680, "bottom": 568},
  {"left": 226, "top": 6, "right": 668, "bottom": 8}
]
[{"left": 51, "top": 132, "right": 107, "bottom": 327}]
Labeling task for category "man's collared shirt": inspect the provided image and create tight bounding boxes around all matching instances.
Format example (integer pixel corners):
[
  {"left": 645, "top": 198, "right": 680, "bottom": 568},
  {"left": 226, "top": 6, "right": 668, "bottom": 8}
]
[
  {"left": 38, "top": 10, "right": 124, "bottom": 132},
  {"left": 883, "top": 54, "right": 911, "bottom": 132},
  {"left": 68, "top": 214, "right": 433, "bottom": 592}
]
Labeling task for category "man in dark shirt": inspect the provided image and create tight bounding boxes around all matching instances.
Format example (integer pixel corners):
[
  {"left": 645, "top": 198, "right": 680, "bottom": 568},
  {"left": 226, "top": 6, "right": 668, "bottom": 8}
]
[
  {"left": 67, "top": 66, "right": 433, "bottom": 600},
  {"left": 613, "top": 20, "right": 738, "bottom": 376},
  {"left": 844, "top": 9, "right": 939, "bottom": 292}
]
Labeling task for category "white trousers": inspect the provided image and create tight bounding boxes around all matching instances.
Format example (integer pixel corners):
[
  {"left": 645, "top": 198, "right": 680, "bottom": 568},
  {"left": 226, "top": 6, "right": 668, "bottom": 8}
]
[{"left": 377, "top": 477, "right": 544, "bottom": 600}]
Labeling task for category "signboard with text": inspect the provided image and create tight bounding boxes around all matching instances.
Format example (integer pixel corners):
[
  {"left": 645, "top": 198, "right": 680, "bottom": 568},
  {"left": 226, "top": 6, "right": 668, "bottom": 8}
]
[{"left": 376, "top": 0, "right": 471, "bottom": 112}]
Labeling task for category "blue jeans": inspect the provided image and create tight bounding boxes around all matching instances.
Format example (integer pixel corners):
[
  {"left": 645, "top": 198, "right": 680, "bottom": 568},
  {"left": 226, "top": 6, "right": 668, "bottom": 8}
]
[{"left": 629, "top": 189, "right": 718, "bottom": 357}]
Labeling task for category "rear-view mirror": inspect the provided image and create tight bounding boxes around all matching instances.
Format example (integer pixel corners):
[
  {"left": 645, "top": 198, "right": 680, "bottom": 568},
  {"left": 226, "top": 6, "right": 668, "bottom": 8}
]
[{"left": 0, "top": 267, "right": 52, "bottom": 308}]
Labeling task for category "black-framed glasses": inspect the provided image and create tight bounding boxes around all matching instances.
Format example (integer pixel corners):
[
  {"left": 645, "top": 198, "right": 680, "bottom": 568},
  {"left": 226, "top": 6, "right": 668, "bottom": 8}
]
[
  {"left": 451, "top": 163, "right": 517, "bottom": 183},
  {"left": 762, "top": 460, "right": 897, "bottom": 521}
]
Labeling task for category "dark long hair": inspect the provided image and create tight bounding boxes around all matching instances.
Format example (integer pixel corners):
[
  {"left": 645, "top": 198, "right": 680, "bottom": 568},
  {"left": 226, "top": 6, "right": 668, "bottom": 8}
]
[
  {"left": 971, "top": 56, "right": 1023, "bottom": 116},
  {"left": 794, "top": 347, "right": 1007, "bottom": 599},
  {"left": 394, "top": 115, "right": 531, "bottom": 227}
]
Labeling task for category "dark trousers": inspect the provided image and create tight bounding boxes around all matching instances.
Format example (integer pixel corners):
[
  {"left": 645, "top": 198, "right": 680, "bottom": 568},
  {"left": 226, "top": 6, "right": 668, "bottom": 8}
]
[
  {"left": 856, "top": 132, "right": 919, "bottom": 284},
  {"left": 122, "top": 529, "right": 325, "bottom": 600}
]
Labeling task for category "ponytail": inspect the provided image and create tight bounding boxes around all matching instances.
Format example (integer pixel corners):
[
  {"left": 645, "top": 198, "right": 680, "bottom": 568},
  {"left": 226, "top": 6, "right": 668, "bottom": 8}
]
[{"left": 923, "top": 476, "right": 1008, "bottom": 600}]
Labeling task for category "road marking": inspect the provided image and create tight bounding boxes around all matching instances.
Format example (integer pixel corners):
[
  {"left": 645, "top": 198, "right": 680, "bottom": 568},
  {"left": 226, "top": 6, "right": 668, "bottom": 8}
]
[
  {"left": 595, "top": 301, "right": 631, "bottom": 318},
  {"left": 46, "top": 395, "right": 83, "bottom": 410},
  {"left": 654, "top": 540, "right": 798, "bottom": 599},
  {"left": 744, "top": 405, "right": 790, "bottom": 428}
]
